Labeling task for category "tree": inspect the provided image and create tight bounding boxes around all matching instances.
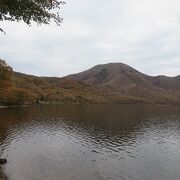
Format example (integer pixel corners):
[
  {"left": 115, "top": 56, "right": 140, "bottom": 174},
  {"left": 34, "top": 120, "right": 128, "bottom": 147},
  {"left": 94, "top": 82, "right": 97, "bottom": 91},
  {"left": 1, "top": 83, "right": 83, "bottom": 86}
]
[
  {"left": 0, "top": 0, "right": 65, "bottom": 33},
  {"left": 0, "top": 59, "right": 13, "bottom": 80}
]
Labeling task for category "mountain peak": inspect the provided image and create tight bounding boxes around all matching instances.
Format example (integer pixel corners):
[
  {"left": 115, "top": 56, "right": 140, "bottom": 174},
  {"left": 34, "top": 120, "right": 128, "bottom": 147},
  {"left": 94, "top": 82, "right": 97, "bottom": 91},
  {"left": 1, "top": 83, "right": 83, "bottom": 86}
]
[
  {"left": 68, "top": 62, "right": 146, "bottom": 88},
  {"left": 1, "top": 60, "right": 180, "bottom": 105},
  {"left": 67, "top": 62, "right": 180, "bottom": 102}
]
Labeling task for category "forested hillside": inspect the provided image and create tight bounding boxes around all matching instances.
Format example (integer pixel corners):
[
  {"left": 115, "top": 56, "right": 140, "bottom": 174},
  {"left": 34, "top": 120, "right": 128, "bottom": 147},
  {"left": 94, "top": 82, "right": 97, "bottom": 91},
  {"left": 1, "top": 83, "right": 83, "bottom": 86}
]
[
  {"left": 1, "top": 60, "right": 180, "bottom": 106},
  {"left": 0, "top": 59, "right": 107, "bottom": 105}
]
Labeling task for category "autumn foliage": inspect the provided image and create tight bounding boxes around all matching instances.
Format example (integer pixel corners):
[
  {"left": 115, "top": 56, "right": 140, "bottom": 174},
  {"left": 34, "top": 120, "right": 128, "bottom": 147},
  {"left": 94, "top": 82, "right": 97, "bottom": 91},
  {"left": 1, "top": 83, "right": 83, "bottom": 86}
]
[
  {"left": 0, "top": 59, "right": 13, "bottom": 80},
  {"left": 0, "top": 59, "right": 180, "bottom": 106},
  {"left": 0, "top": 60, "right": 35, "bottom": 105}
]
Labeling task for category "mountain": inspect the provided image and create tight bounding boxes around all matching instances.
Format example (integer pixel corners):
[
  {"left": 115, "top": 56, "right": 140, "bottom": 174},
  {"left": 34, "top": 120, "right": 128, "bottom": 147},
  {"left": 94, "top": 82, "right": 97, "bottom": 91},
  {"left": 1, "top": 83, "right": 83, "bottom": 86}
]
[
  {"left": 0, "top": 59, "right": 108, "bottom": 105},
  {"left": 1, "top": 60, "right": 180, "bottom": 105},
  {"left": 68, "top": 63, "right": 154, "bottom": 89},
  {"left": 67, "top": 63, "right": 180, "bottom": 104},
  {"left": 0, "top": 71, "right": 109, "bottom": 106}
]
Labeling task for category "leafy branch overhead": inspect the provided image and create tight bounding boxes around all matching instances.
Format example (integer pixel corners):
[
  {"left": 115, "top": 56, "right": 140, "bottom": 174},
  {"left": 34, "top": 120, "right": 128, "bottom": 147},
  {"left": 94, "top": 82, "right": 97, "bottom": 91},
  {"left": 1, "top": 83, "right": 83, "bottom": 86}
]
[{"left": 0, "top": 0, "right": 65, "bottom": 32}]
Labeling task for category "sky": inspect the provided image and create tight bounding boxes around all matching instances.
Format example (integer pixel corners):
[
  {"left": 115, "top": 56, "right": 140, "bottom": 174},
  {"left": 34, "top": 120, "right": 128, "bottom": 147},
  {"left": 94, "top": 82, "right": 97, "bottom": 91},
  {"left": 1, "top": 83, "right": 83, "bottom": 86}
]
[{"left": 1, "top": 0, "right": 180, "bottom": 77}]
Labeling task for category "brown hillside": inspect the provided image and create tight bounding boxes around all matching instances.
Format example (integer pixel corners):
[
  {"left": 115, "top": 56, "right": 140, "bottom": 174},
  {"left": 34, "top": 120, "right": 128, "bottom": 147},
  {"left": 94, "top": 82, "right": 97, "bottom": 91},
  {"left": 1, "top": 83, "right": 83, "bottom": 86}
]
[
  {"left": 1, "top": 60, "right": 180, "bottom": 105},
  {"left": 67, "top": 63, "right": 180, "bottom": 104}
]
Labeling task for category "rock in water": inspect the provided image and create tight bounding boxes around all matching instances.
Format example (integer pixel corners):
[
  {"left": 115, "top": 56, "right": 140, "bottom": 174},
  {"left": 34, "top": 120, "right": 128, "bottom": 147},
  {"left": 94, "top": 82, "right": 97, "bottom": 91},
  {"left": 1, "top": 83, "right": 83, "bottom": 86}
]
[{"left": 0, "top": 159, "right": 7, "bottom": 164}]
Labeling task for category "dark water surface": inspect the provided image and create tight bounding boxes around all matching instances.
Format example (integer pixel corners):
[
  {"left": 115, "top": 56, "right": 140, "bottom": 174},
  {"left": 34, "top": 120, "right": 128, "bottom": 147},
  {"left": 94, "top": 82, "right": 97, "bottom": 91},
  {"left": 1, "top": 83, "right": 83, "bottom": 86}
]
[{"left": 0, "top": 104, "right": 180, "bottom": 180}]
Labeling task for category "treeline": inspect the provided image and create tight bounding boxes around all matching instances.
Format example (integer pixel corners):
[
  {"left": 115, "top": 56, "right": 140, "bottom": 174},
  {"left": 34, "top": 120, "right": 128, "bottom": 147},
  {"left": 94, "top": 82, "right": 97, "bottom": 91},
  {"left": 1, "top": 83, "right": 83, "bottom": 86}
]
[
  {"left": 0, "top": 59, "right": 13, "bottom": 80},
  {"left": 0, "top": 59, "right": 107, "bottom": 105},
  {"left": 0, "top": 59, "right": 36, "bottom": 105},
  {"left": 1, "top": 59, "right": 180, "bottom": 106}
]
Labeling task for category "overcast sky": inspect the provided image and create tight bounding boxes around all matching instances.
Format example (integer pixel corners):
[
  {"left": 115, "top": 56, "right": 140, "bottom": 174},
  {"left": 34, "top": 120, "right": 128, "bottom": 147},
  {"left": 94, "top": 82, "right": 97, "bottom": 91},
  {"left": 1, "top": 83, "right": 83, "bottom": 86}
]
[{"left": 1, "top": 0, "right": 180, "bottom": 77}]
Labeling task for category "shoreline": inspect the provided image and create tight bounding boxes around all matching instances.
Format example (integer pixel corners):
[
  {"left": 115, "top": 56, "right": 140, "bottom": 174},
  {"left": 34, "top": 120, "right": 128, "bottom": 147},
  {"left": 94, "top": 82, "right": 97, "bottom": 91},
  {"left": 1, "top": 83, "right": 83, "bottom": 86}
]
[
  {"left": 0, "top": 102, "right": 180, "bottom": 108},
  {"left": 0, "top": 105, "right": 29, "bottom": 108}
]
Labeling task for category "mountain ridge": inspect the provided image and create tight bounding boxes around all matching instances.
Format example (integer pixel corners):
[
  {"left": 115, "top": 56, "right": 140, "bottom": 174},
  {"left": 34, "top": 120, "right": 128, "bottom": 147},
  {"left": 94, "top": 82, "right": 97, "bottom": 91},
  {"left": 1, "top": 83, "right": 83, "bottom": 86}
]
[
  {"left": 67, "top": 62, "right": 180, "bottom": 91},
  {"left": 0, "top": 60, "right": 180, "bottom": 105},
  {"left": 67, "top": 62, "right": 180, "bottom": 104}
]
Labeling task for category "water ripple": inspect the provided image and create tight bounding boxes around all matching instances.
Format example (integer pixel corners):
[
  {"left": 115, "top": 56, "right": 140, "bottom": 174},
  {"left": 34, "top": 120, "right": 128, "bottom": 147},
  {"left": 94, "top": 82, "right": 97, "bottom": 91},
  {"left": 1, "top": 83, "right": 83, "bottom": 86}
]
[{"left": 0, "top": 104, "right": 180, "bottom": 180}]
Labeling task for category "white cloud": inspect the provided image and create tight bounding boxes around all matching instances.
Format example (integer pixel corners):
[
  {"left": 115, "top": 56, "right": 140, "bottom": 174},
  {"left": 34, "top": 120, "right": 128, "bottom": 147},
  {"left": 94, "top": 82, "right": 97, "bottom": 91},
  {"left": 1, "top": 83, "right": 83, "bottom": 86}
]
[{"left": 1, "top": 0, "right": 180, "bottom": 76}]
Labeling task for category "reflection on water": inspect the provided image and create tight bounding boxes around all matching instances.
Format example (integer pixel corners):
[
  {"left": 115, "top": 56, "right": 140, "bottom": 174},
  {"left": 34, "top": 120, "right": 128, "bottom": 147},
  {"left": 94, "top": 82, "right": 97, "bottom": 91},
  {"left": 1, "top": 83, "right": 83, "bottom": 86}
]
[{"left": 0, "top": 104, "right": 180, "bottom": 180}]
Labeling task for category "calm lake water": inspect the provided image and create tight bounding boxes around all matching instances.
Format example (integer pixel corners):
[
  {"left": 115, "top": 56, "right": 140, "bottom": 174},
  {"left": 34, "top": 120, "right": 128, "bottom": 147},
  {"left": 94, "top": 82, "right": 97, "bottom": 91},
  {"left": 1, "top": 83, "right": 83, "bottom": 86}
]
[{"left": 0, "top": 104, "right": 180, "bottom": 180}]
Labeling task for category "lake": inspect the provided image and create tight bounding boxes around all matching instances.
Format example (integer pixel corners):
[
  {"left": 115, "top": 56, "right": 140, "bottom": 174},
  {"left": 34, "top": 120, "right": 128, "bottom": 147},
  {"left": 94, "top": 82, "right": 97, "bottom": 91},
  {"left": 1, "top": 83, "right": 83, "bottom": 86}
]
[{"left": 0, "top": 104, "right": 180, "bottom": 180}]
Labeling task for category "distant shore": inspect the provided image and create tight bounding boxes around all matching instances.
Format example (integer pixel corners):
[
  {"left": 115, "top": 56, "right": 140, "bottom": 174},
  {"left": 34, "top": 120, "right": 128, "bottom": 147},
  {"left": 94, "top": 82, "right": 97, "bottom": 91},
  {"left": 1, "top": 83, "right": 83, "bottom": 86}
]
[
  {"left": 0, "top": 102, "right": 180, "bottom": 109},
  {"left": 0, "top": 106, "right": 10, "bottom": 108},
  {"left": 0, "top": 105, "right": 29, "bottom": 108}
]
